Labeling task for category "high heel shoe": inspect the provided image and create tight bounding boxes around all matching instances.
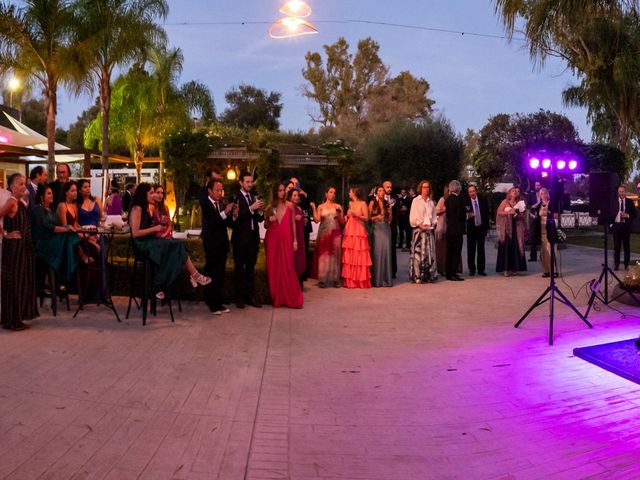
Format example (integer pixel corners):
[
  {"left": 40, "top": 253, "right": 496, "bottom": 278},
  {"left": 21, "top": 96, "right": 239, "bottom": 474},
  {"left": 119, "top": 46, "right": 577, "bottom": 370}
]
[{"left": 190, "top": 272, "right": 211, "bottom": 287}]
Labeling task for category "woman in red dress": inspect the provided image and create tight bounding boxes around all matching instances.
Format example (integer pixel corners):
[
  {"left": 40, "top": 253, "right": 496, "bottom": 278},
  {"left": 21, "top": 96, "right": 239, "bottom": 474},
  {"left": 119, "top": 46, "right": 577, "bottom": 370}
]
[
  {"left": 264, "top": 183, "right": 303, "bottom": 308},
  {"left": 287, "top": 188, "right": 307, "bottom": 288},
  {"left": 341, "top": 187, "right": 372, "bottom": 288}
]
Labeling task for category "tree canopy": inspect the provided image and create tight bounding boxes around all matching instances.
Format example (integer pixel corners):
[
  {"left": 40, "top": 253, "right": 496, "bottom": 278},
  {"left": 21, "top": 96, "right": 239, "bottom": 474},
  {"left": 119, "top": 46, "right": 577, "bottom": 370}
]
[{"left": 221, "top": 84, "right": 282, "bottom": 131}]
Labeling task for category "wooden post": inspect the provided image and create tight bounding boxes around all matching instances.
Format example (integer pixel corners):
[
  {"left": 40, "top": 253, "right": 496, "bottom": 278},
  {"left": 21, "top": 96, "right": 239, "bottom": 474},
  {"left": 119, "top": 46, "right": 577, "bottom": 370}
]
[{"left": 83, "top": 150, "right": 91, "bottom": 177}]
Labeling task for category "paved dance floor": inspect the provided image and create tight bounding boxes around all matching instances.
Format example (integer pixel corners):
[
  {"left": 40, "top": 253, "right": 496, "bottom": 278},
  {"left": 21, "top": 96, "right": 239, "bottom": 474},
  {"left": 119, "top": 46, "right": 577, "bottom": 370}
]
[{"left": 1, "top": 243, "right": 639, "bottom": 479}]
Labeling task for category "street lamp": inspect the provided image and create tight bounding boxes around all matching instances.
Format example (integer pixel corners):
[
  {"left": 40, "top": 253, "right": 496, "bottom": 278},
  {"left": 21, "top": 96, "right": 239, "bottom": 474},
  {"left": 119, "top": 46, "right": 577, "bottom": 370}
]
[{"left": 7, "top": 77, "right": 21, "bottom": 121}]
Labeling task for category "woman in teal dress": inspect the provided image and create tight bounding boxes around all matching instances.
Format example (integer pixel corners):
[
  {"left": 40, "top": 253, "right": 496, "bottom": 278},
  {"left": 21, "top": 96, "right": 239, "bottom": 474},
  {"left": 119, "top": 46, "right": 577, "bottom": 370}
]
[
  {"left": 129, "top": 183, "right": 211, "bottom": 298},
  {"left": 31, "top": 185, "right": 80, "bottom": 286}
]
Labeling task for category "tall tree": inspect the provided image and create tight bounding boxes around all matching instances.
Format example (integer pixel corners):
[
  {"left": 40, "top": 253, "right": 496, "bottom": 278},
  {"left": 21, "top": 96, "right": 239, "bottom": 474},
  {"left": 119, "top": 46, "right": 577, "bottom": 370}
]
[
  {"left": 0, "top": 0, "right": 77, "bottom": 178},
  {"left": 73, "top": 0, "right": 168, "bottom": 193},
  {"left": 221, "top": 84, "right": 282, "bottom": 130}
]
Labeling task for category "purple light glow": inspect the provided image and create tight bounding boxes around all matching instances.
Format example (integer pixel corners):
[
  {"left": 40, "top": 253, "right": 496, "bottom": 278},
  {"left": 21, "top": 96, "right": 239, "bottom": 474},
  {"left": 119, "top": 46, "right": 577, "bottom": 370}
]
[
  {"left": 542, "top": 158, "right": 552, "bottom": 169},
  {"left": 569, "top": 160, "right": 578, "bottom": 170},
  {"left": 529, "top": 158, "right": 540, "bottom": 169},
  {"left": 557, "top": 160, "right": 566, "bottom": 170},
  {"left": 0, "top": 135, "right": 8, "bottom": 143}
]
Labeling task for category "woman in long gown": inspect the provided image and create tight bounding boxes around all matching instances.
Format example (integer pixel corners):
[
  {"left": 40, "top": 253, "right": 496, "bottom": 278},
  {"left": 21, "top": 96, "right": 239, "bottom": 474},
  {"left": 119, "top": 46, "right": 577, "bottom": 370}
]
[
  {"left": 409, "top": 180, "right": 438, "bottom": 283},
  {"left": 369, "top": 186, "right": 393, "bottom": 287},
  {"left": 31, "top": 185, "right": 80, "bottom": 287},
  {"left": 311, "top": 186, "right": 344, "bottom": 288},
  {"left": 287, "top": 188, "right": 307, "bottom": 288},
  {"left": 0, "top": 173, "right": 38, "bottom": 331},
  {"left": 152, "top": 184, "right": 173, "bottom": 238},
  {"left": 130, "top": 183, "right": 210, "bottom": 296},
  {"left": 341, "top": 187, "right": 372, "bottom": 288},
  {"left": 435, "top": 185, "right": 462, "bottom": 276},
  {"left": 538, "top": 187, "right": 557, "bottom": 278},
  {"left": 496, "top": 186, "right": 528, "bottom": 276},
  {"left": 264, "top": 184, "right": 303, "bottom": 308}
]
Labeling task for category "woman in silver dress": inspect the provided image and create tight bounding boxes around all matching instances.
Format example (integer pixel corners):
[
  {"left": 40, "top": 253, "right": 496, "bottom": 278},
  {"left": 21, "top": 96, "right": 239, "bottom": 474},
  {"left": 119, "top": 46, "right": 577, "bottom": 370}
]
[{"left": 368, "top": 186, "right": 393, "bottom": 287}]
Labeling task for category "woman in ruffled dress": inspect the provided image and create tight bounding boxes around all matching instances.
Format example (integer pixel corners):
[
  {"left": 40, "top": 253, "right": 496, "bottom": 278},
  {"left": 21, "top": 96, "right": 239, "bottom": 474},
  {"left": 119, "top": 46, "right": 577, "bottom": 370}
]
[
  {"left": 341, "top": 187, "right": 372, "bottom": 288},
  {"left": 409, "top": 180, "right": 438, "bottom": 283},
  {"left": 311, "top": 186, "right": 344, "bottom": 288}
]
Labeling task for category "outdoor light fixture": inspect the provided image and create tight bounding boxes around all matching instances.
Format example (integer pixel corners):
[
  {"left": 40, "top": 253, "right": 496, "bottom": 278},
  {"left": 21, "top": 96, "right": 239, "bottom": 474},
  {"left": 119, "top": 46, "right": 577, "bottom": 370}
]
[
  {"left": 8, "top": 77, "right": 20, "bottom": 91},
  {"left": 226, "top": 167, "right": 237, "bottom": 181},
  {"left": 569, "top": 160, "right": 578, "bottom": 170},
  {"left": 279, "top": 0, "right": 312, "bottom": 18},
  {"left": 529, "top": 157, "right": 540, "bottom": 169},
  {"left": 556, "top": 159, "right": 566, "bottom": 170},
  {"left": 269, "top": 17, "right": 318, "bottom": 38},
  {"left": 0, "top": 135, "right": 8, "bottom": 143},
  {"left": 542, "top": 158, "right": 552, "bottom": 169},
  {"left": 526, "top": 149, "right": 580, "bottom": 173}
]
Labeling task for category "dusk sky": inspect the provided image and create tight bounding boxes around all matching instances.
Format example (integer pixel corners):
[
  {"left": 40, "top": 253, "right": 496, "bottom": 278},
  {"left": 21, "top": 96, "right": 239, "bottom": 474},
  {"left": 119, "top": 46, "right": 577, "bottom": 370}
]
[{"left": 57, "top": 0, "right": 591, "bottom": 140}]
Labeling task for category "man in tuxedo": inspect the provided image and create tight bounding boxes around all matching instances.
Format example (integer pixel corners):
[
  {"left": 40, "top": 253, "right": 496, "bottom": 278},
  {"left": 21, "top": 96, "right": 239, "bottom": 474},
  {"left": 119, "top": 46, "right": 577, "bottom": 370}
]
[
  {"left": 397, "top": 188, "right": 412, "bottom": 250},
  {"left": 445, "top": 180, "right": 466, "bottom": 281},
  {"left": 383, "top": 180, "right": 398, "bottom": 278},
  {"left": 527, "top": 181, "right": 542, "bottom": 261},
  {"left": 612, "top": 185, "right": 636, "bottom": 270},
  {"left": 26, "top": 166, "right": 47, "bottom": 211},
  {"left": 200, "top": 179, "right": 233, "bottom": 315},
  {"left": 199, "top": 168, "right": 223, "bottom": 204},
  {"left": 50, "top": 163, "right": 71, "bottom": 211},
  {"left": 231, "top": 172, "right": 264, "bottom": 308},
  {"left": 465, "top": 185, "right": 490, "bottom": 276}
]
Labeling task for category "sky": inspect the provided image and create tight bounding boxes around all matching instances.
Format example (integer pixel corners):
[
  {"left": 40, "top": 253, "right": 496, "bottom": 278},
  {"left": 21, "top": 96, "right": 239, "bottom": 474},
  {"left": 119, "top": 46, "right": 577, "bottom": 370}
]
[{"left": 56, "top": 0, "right": 592, "bottom": 140}]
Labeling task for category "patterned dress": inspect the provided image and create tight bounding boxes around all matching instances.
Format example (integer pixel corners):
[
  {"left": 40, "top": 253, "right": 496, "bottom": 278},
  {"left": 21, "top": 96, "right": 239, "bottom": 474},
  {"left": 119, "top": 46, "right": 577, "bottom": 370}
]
[
  {"left": 315, "top": 206, "right": 342, "bottom": 287},
  {"left": 1, "top": 199, "right": 38, "bottom": 328},
  {"left": 409, "top": 196, "right": 438, "bottom": 283}
]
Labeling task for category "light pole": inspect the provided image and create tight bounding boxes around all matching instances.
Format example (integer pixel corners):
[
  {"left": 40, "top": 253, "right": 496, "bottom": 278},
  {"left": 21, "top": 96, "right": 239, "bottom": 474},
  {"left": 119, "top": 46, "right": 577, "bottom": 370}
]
[{"left": 7, "top": 77, "right": 21, "bottom": 121}]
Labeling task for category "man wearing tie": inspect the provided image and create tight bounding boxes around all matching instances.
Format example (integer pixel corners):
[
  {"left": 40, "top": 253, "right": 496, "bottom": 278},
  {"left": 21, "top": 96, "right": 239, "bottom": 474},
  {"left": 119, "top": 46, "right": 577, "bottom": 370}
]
[
  {"left": 612, "top": 185, "right": 636, "bottom": 270},
  {"left": 465, "top": 185, "right": 490, "bottom": 276},
  {"left": 200, "top": 179, "right": 234, "bottom": 315},
  {"left": 231, "top": 172, "right": 264, "bottom": 308}
]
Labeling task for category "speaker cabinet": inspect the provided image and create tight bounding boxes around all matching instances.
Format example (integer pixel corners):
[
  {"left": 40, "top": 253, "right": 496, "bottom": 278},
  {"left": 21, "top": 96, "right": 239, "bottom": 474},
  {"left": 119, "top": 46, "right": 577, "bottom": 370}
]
[{"left": 589, "top": 171, "right": 619, "bottom": 218}]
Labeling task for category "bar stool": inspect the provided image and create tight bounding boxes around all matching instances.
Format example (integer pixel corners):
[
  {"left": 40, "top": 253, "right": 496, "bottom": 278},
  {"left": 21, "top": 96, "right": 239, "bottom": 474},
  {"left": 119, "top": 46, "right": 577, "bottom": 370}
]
[{"left": 37, "top": 264, "right": 70, "bottom": 316}]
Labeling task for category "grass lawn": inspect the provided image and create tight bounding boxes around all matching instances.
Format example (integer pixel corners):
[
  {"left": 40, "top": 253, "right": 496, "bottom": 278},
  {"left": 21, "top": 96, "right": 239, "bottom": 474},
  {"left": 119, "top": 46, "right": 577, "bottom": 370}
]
[{"left": 564, "top": 227, "right": 640, "bottom": 253}]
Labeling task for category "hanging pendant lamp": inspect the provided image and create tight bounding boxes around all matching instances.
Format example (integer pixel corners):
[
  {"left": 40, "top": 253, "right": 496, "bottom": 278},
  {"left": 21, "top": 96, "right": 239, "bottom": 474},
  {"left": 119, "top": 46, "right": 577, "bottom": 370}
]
[
  {"left": 279, "top": 0, "right": 312, "bottom": 18},
  {"left": 269, "top": 16, "right": 318, "bottom": 39}
]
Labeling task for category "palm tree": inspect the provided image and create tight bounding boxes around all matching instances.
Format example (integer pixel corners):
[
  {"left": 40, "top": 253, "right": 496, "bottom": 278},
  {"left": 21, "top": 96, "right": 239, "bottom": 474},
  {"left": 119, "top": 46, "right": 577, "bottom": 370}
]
[
  {"left": 73, "top": 0, "right": 168, "bottom": 194},
  {"left": 0, "top": 0, "right": 77, "bottom": 178}
]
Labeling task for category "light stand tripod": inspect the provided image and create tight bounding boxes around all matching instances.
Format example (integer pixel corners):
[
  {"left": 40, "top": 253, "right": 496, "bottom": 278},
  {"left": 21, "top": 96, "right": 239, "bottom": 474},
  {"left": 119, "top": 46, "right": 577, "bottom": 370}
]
[
  {"left": 515, "top": 213, "right": 592, "bottom": 345},
  {"left": 584, "top": 214, "right": 640, "bottom": 317}
]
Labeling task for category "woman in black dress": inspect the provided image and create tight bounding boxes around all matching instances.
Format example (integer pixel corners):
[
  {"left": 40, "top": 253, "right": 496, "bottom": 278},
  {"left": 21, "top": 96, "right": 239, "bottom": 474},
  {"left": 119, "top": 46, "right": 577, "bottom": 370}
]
[{"left": 0, "top": 173, "right": 38, "bottom": 330}]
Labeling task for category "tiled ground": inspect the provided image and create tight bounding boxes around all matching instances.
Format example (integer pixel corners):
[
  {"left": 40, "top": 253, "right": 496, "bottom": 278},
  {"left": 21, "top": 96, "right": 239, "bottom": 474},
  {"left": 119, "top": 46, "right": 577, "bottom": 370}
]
[{"left": 1, "top": 243, "right": 640, "bottom": 479}]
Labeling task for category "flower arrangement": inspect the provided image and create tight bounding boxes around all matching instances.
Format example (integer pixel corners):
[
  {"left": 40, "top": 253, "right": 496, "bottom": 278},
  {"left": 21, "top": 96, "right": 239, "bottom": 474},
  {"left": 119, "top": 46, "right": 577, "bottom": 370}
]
[{"left": 556, "top": 229, "right": 567, "bottom": 244}]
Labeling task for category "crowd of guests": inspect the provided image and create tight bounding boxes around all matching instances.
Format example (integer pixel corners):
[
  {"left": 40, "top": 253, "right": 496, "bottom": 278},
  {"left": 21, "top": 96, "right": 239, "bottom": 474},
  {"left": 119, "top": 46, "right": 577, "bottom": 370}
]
[{"left": 1, "top": 162, "right": 580, "bottom": 330}]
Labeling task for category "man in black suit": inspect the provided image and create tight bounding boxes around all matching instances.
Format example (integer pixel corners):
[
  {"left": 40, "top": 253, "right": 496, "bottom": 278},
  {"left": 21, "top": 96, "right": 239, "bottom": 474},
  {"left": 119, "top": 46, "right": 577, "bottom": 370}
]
[
  {"left": 527, "top": 181, "right": 542, "bottom": 261},
  {"left": 465, "top": 184, "right": 490, "bottom": 276},
  {"left": 199, "top": 168, "right": 223, "bottom": 205},
  {"left": 26, "top": 166, "right": 47, "bottom": 211},
  {"left": 612, "top": 185, "right": 637, "bottom": 270},
  {"left": 445, "top": 180, "right": 466, "bottom": 281},
  {"left": 231, "top": 172, "right": 264, "bottom": 308},
  {"left": 200, "top": 179, "right": 233, "bottom": 315},
  {"left": 122, "top": 184, "right": 135, "bottom": 213},
  {"left": 383, "top": 180, "right": 399, "bottom": 278},
  {"left": 50, "top": 163, "right": 71, "bottom": 211},
  {"left": 397, "top": 188, "right": 412, "bottom": 250}
]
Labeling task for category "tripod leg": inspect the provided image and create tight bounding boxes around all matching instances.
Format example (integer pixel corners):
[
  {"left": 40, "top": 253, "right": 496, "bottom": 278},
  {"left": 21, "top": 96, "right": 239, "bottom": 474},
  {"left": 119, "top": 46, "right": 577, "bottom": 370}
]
[
  {"left": 555, "top": 287, "right": 593, "bottom": 328},
  {"left": 515, "top": 286, "right": 551, "bottom": 328},
  {"left": 549, "top": 286, "right": 555, "bottom": 345},
  {"left": 584, "top": 267, "right": 607, "bottom": 318}
]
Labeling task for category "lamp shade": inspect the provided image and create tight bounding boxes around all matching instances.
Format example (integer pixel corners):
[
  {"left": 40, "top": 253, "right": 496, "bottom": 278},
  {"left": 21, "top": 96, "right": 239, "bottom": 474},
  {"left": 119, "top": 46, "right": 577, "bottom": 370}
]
[
  {"left": 269, "top": 17, "right": 318, "bottom": 38},
  {"left": 279, "top": 0, "right": 312, "bottom": 18}
]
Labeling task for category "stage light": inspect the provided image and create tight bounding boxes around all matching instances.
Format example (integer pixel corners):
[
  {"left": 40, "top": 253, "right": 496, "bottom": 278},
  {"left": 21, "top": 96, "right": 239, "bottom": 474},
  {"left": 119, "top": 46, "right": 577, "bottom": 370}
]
[
  {"left": 541, "top": 171, "right": 549, "bottom": 178},
  {"left": 556, "top": 160, "right": 566, "bottom": 170},
  {"left": 542, "top": 158, "right": 552, "bottom": 169},
  {"left": 569, "top": 160, "right": 578, "bottom": 170},
  {"left": 529, "top": 157, "right": 540, "bottom": 169}
]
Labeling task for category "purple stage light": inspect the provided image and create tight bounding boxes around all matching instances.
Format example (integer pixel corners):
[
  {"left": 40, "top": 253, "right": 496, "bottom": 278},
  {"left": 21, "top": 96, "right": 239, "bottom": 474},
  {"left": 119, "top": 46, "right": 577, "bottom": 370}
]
[
  {"left": 569, "top": 160, "right": 578, "bottom": 170},
  {"left": 542, "top": 158, "right": 551, "bottom": 169},
  {"left": 529, "top": 157, "right": 540, "bottom": 169},
  {"left": 556, "top": 160, "right": 566, "bottom": 170}
]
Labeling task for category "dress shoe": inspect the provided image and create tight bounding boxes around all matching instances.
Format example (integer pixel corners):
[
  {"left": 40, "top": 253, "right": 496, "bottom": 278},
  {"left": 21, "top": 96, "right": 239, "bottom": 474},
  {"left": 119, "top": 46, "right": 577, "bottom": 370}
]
[
  {"left": 469, "top": 271, "right": 476, "bottom": 276},
  {"left": 447, "top": 276, "right": 464, "bottom": 281},
  {"left": 542, "top": 272, "right": 550, "bottom": 278},
  {"left": 247, "top": 300, "right": 262, "bottom": 308},
  {"left": 478, "top": 272, "right": 487, "bottom": 276},
  {"left": 236, "top": 302, "right": 245, "bottom": 309},
  {"left": 211, "top": 310, "right": 223, "bottom": 316}
]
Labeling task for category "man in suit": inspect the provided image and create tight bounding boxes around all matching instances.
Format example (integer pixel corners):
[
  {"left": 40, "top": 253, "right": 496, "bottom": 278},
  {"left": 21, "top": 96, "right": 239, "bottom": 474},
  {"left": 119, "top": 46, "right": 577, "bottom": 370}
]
[
  {"left": 445, "top": 180, "right": 466, "bottom": 281},
  {"left": 199, "top": 168, "right": 223, "bottom": 205},
  {"left": 465, "top": 184, "right": 490, "bottom": 276},
  {"left": 397, "top": 188, "right": 412, "bottom": 250},
  {"left": 26, "top": 166, "right": 47, "bottom": 211},
  {"left": 527, "top": 181, "right": 542, "bottom": 261},
  {"left": 383, "top": 180, "right": 399, "bottom": 278},
  {"left": 231, "top": 172, "right": 264, "bottom": 308},
  {"left": 50, "top": 163, "right": 71, "bottom": 211},
  {"left": 200, "top": 179, "right": 233, "bottom": 315},
  {"left": 122, "top": 184, "right": 135, "bottom": 213},
  {"left": 612, "top": 185, "right": 637, "bottom": 270}
]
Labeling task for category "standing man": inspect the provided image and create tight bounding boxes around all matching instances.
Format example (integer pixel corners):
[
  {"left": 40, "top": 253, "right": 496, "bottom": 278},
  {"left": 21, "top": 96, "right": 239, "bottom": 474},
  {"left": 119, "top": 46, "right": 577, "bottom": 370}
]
[
  {"left": 612, "top": 185, "right": 636, "bottom": 270},
  {"left": 445, "top": 180, "right": 466, "bottom": 281},
  {"left": 397, "top": 188, "right": 412, "bottom": 250},
  {"left": 383, "top": 180, "right": 398, "bottom": 278},
  {"left": 199, "top": 168, "right": 223, "bottom": 204},
  {"left": 50, "top": 163, "right": 71, "bottom": 211},
  {"left": 122, "top": 184, "right": 135, "bottom": 213},
  {"left": 231, "top": 172, "right": 264, "bottom": 308},
  {"left": 465, "top": 185, "right": 490, "bottom": 276},
  {"left": 201, "top": 179, "right": 233, "bottom": 315},
  {"left": 26, "top": 166, "right": 47, "bottom": 211},
  {"left": 527, "top": 181, "right": 542, "bottom": 261}
]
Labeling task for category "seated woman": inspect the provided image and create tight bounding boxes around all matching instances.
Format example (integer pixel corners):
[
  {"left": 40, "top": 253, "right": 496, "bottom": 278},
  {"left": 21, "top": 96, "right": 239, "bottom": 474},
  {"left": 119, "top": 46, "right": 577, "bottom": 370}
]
[
  {"left": 57, "top": 181, "right": 99, "bottom": 266},
  {"left": 129, "top": 183, "right": 210, "bottom": 299},
  {"left": 152, "top": 184, "right": 173, "bottom": 238},
  {"left": 105, "top": 187, "right": 123, "bottom": 216},
  {"left": 0, "top": 173, "right": 38, "bottom": 331},
  {"left": 31, "top": 185, "right": 80, "bottom": 290}
]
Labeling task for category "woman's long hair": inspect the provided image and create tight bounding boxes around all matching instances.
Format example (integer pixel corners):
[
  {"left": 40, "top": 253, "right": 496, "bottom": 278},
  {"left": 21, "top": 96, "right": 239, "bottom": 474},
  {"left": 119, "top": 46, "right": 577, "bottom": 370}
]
[
  {"left": 153, "top": 183, "right": 168, "bottom": 215},
  {"left": 130, "top": 182, "right": 152, "bottom": 214},
  {"left": 61, "top": 181, "right": 77, "bottom": 201},
  {"left": 76, "top": 179, "right": 95, "bottom": 204},
  {"left": 270, "top": 182, "right": 285, "bottom": 210}
]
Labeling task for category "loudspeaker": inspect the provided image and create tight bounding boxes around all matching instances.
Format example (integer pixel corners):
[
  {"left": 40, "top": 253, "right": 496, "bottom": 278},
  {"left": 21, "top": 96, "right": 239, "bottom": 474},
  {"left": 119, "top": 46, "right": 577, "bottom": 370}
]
[{"left": 589, "top": 171, "right": 619, "bottom": 218}]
